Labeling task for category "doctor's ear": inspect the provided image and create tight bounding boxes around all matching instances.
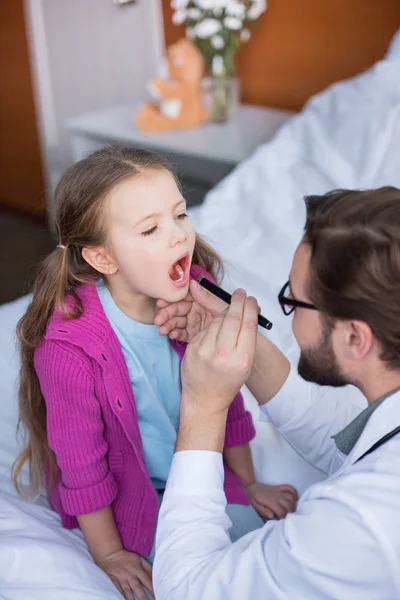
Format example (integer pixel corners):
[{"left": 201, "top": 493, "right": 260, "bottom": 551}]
[
  {"left": 341, "top": 320, "right": 375, "bottom": 360},
  {"left": 82, "top": 246, "right": 118, "bottom": 277}
]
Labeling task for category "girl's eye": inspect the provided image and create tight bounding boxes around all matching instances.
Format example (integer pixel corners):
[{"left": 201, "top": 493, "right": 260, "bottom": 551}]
[
  {"left": 142, "top": 226, "right": 157, "bottom": 237},
  {"left": 177, "top": 213, "right": 188, "bottom": 220}
]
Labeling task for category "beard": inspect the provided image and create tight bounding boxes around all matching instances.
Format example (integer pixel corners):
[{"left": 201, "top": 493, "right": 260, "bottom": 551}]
[{"left": 297, "top": 319, "right": 349, "bottom": 388}]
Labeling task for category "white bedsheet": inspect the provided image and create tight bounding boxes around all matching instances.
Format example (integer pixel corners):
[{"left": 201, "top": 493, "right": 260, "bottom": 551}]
[
  {"left": 0, "top": 297, "right": 121, "bottom": 599},
  {"left": 1, "top": 31, "right": 399, "bottom": 599}
]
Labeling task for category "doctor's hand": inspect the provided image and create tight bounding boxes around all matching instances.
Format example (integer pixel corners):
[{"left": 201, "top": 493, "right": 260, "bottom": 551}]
[
  {"left": 155, "top": 279, "right": 228, "bottom": 343},
  {"left": 180, "top": 289, "right": 259, "bottom": 416}
]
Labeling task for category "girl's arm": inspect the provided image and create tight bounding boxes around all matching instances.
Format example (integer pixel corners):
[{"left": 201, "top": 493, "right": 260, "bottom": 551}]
[
  {"left": 77, "top": 507, "right": 123, "bottom": 563},
  {"left": 78, "top": 508, "right": 155, "bottom": 599},
  {"left": 223, "top": 443, "right": 255, "bottom": 489},
  {"left": 223, "top": 443, "right": 298, "bottom": 520},
  {"left": 35, "top": 341, "right": 154, "bottom": 597},
  {"left": 34, "top": 341, "right": 118, "bottom": 515}
]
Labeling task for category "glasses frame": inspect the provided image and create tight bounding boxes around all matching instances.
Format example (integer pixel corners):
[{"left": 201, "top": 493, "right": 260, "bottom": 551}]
[{"left": 278, "top": 280, "right": 318, "bottom": 316}]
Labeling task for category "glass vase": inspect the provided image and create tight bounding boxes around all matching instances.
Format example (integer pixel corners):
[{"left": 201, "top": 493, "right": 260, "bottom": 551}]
[{"left": 201, "top": 76, "right": 241, "bottom": 123}]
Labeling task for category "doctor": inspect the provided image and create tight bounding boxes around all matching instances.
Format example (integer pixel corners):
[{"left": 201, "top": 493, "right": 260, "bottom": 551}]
[{"left": 153, "top": 187, "right": 400, "bottom": 600}]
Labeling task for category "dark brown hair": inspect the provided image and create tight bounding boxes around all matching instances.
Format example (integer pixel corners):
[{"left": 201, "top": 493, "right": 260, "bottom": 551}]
[
  {"left": 13, "top": 145, "right": 223, "bottom": 497},
  {"left": 303, "top": 186, "right": 400, "bottom": 368}
]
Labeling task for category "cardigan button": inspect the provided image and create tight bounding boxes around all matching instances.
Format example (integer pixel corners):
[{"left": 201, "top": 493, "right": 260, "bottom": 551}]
[{"left": 116, "top": 398, "right": 123, "bottom": 409}]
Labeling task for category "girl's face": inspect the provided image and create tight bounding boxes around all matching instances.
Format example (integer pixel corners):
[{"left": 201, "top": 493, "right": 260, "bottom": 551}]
[{"left": 105, "top": 169, "right": 196, "bottom": 304}]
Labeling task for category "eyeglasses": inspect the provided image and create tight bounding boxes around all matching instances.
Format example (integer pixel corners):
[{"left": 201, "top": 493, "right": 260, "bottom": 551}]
[{"left": 278, "top": 280, "right": 318, "bottom": 316}]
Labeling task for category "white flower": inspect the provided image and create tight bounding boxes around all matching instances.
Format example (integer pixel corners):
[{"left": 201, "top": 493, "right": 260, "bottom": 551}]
[
  {"left": 213, "top": 0, "right": 229, "bottom": 8},
  {"left": 225, "top": 2, "right": 246, "bottom": 19},
  {"left": 223, "top": 16, "right": 242, "bottom": 30},
  {"left": 172, "top": 9, "right": 187, "bottom": 25},
  {"left": 212, "top": 55, "right": 225, "bottom": 76},
  {"left": 247, "top": 0, "right": 267, "bottom": 20},
  {"left": 202, "top": 0, "right": 228, "bottom": 11},
  {"left": 171, "top": 0, "right": 189, "bottom": 9},
  {"left": 211, "top": 35, "right": 225, "bottom": 50},
  {"left": 194, "top": 0, "right": 215, "bottom": 10},
  {"left": 240, "top": 28, "right": 251, "bottom": 42},
  {"left": 195, "top": 18, "right": 222, "bottom": 39},
  {"left": 187, "top": 7, "right": 202, "bottom": 20}
]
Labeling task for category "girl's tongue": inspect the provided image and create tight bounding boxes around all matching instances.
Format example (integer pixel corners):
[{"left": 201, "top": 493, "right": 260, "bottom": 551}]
[{"left": 169, "top": 256, "right": 188, "bottom": 282}]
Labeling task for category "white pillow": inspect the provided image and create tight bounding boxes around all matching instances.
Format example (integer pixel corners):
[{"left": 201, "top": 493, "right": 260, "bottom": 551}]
[
  {"left": 0, "top": 295, "right": 31, "bottom": 495},
  {"left": 385, "top": 29, "right": 400, "bottom": 60}
]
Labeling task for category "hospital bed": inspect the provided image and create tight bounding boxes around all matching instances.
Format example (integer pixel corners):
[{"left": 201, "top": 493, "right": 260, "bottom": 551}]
[{"left": 1, "top": 30, "right": 399, "bottom": 600}]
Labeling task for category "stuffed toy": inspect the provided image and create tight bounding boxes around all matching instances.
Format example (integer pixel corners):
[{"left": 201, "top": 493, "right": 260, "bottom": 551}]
[{"left": 136, "top": 38, "right": 208, "bottom": 132}]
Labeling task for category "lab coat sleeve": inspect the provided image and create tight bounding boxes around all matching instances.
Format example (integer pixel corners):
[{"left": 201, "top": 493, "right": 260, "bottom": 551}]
[
  {"left": 153, "top": 451, "right": 393, "bottom": 600},
  {"left": 260, "top": 366, "right": 366, "bottom": 473}
]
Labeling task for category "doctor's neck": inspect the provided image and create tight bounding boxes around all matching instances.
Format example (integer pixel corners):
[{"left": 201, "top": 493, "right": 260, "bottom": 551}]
[{"left": 353, "top": 364, "right": 400, "bottom": 405}]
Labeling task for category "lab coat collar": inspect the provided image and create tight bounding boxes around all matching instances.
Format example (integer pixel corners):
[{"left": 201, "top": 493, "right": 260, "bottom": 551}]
[{"left": 340, "top": 388, "right": 400, "bottom": 470}]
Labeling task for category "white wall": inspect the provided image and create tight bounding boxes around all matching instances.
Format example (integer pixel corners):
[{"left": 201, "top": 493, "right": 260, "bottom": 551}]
[{"left": 24, "top": 0, "right": 165, "bottom": 200}]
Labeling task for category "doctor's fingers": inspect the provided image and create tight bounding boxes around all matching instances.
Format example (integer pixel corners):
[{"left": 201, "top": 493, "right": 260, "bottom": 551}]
[
  {"left": 155, "top": 298, "right": 192, "bottom": 326},
  {"left": 213, "top": 289, "right": 247, "bottom": 351},
  {"left": 158, "top": 316, "right": 188, "bottom": 336},
  {"left": 214, "top": 290, "right": 258, "bottom": 356},
  {"left": 189, "top": 310, "right": 222, "bottom": 354}
]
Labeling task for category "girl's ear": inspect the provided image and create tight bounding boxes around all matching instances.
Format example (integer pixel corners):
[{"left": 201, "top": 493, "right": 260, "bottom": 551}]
[{"left": 82, "top": 246, "right": 118, "bottom": 276}]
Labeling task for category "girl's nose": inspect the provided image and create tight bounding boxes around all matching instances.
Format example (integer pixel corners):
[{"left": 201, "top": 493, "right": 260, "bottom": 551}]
[{"left": 169, "top": 221, "right": 187, "bottom": 246}]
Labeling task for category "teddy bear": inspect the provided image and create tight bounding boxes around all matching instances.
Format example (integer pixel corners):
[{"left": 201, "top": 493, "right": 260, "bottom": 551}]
[{"left": 135, "top": 38, "right": 209, "bottom": 132}]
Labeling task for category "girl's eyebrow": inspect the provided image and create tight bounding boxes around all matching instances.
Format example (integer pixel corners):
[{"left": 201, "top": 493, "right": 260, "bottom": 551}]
[{"left": 133, "top": 199, "right": 186, "bottom": 228}]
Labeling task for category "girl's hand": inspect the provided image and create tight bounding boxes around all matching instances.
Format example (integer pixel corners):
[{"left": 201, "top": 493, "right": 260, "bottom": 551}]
[
  {"left": 98, "top": 549, "right": 154, "bottom": 600},
  {"left": 246, "top": 482, "right": 299, "bottom": 520},
  {"left": 155, "top": 279, "right": 227, "bottom": 343}
]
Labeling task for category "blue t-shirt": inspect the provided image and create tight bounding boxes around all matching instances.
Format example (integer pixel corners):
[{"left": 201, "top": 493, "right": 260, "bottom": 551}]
[{"left": 97, "top": 284, "right": 181, "bottom": 490}]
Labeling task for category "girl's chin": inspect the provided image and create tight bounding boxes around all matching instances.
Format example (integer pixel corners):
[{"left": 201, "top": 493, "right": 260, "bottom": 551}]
[{"left": 162, "top": 282, "right": 190, "bottom": 302}]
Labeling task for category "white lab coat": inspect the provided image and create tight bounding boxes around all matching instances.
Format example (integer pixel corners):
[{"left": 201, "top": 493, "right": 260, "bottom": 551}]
[{"left": 154, "top": 368, "right": 400, "bottom": 600}]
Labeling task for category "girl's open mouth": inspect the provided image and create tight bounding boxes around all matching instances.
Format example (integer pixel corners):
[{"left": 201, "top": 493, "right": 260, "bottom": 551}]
[{"left": 169, "top": 254, "right": 190, "bottom": 287}]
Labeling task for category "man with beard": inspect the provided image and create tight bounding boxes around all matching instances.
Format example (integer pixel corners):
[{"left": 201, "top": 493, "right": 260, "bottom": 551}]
[{"left": 152, "top": 187, "right": 400, "bottom": 600}]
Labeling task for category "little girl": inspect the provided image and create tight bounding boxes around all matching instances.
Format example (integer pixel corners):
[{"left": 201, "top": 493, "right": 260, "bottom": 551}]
[{"left": 13, "top": 147, "right": 297, "bottom": 600}]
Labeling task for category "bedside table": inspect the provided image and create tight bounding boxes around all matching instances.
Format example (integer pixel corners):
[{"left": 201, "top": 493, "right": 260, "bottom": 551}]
[{"left": 67, "top": 103, "right": 295, "bottom": 206}]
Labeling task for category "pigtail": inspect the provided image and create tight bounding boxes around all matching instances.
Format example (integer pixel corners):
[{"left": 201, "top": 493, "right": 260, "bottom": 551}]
[{"left": 12, "top": 247, "right": 81, "bottom": 498}]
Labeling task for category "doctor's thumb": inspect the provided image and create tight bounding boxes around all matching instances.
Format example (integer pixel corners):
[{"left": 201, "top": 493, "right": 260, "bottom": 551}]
[{"left": 190, "top": 279, "right": 227, "bottom": 316}]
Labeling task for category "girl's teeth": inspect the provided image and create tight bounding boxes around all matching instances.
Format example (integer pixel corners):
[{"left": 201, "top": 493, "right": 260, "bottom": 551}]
[{"left": 175, "top": 263, "right": 184, "bottom": 281}]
